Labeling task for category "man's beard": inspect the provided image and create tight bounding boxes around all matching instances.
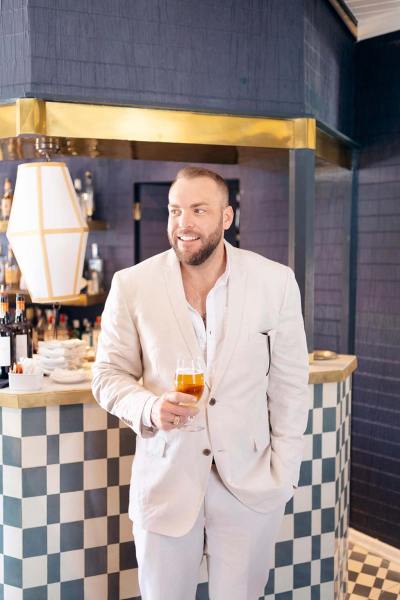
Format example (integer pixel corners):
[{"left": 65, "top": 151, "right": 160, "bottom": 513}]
[{"left": 170, "top": 220, "right": 223, "bottom": 266}]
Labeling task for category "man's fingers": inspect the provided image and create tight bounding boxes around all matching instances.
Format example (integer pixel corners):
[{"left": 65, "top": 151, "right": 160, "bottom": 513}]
[
  {"left": 163, "top": 401, "right": 198, "bottom": 417},
  {"left": 168, "top": 392, "right": 197, "bottom": 405}
]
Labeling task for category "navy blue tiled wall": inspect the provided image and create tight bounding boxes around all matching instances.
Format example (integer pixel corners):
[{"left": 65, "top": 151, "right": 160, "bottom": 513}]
[
  {"left": 304, "top": 0, "right": 355, "bottom": 137},
  {"left": 9, "top": 0, "right": 305, "bottom": 118},
  {"left": 351, "top": 32, "right": 400, "bottom": 548},
  {"left": 314, "top": 165, "right": 352, "bottom": 352},
  {"left": 0, "top": 0, "right": 355, "bottom": 136}
]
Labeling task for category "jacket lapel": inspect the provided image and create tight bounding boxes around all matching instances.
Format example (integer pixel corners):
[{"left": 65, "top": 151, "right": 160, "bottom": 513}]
[
  {"left": 211, "top": 243, "right": 247, "bottom": 392},
  {"left": 163, "top": 249, "right": 204, "bottom": 362}
]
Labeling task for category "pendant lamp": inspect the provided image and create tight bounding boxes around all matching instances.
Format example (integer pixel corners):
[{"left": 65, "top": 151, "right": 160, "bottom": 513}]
[{"left": 6, "top": 162, "right": 88, "bottom": 303}]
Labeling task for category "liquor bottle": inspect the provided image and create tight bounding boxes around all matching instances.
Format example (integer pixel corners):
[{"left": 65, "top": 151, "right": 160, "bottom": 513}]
[
  {"left": 12, "top": 293, "right": 33, "bottom": 361},
  {"left": 0, "top": 290, "right": 12, "bottom": 378},
  {"left": 35, "top": 308, "right": 47, "bottom": 343},
  {"left": 74, "top": 177, "right": 86, "bottom": 219},
  {"left": 87, "top": 243, "right": 104, "bottom": 295},
  {"left": 5, "top": 246, "right": 20, "bottom": 290},
  {"left": 1, "top": 177, "right": 13, "bottom": 220},
  {"left": 44, "top": 314, "right": 55, "bottom": 341},
  {"left": 57, "top": 313, "right": 69, "bottom": 341},
  {"left": 71, "top": 319, "right": 81, "bottom": 339},
  {"left": 81, "top": 319, "right": 93, "bottom": 347},
  {"left": 82, "top": 171, "right": 95, "bottom": 220},
  {"left": 0, "top": 243, "right": 6, "bottom": 286}
]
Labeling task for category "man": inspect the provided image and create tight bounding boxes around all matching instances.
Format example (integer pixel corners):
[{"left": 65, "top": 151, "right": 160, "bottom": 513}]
[{"left": 92, "top": 166, "right": 309, "bottom": 600}]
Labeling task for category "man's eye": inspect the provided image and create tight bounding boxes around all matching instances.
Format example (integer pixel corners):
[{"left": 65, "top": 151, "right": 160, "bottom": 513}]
[
  {"left": 169, "top": 209, "right": 180, "bottom": 216},
  {"left": 194, "top": 208, "right": 205, "bottom": 214}
]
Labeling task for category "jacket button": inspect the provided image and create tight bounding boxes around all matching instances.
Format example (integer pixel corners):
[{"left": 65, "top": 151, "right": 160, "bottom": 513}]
[
  {"left": 203, "top": 449, "right": 211, "bottom": 456},
  {"left": 209, "top": 397, "right": 216, "bottom": 406}
]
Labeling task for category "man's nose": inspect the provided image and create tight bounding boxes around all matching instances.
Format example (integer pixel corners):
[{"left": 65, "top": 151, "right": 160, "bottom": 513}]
[{"left": 178, "top": 210, "right": 193, "bottom": 228}]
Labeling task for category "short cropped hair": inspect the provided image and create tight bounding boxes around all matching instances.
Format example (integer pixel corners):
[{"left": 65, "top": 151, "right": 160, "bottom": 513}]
[{"left": 171, "top": 166, "right": 229, "bottom": 207}]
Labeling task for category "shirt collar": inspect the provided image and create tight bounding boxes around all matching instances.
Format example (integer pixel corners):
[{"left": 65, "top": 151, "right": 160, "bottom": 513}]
[{"left": 214, "top": 246, "right": 230, "bottom": 289}]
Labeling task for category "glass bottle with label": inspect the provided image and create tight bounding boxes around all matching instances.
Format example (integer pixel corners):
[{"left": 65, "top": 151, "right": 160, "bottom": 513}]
[
  {"left": 81, "top": 318, "right": 93, "bottom": 347},
  {"left": 71, "top": 319, "right": 81, "bottom": 339},
  {"left": 82, "top": 171, "right": 95, "bottom": 220},
  {"left": 12, "top": 293, "right": 33, "bottom": 362},
  {"left": 57, "top": 313, "right": 70, "bottom": 341},
  {"left": 5, "top": 246, "right": 20, "bottom": 290},
  {"left": 1, "top": 177, "right": 13, "bottom": 220},
  {"left": 87, "top": 243, "right": 104, "bottom": 294},
  {"left": 0, "top": 290, "right": 12, "bottom": 378},
  {"left": 74, "top": 177, "right": 86, "bottom": 220}
]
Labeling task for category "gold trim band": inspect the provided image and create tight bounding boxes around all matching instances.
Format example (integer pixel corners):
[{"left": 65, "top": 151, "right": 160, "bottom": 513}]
[
  {"left": 18, "top": 161, "right": 67, "bottom": 168},
  {"left": 0, "top": 99, "right": 316, "bottom": 151},
  {"left": 9, "top": 227, "right": 89, "bottom": 237},
  {"left": 32, "top": 293, "right": 82, "bottom": 303}
]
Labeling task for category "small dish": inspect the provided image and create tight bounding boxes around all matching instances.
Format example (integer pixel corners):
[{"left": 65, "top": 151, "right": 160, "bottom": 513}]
[
  {"left": 50, "top": 368, "right": 88, "bottom": 384},
  {"left": 9, "top": 373, "right": 44, "bottom": 391},
  {"left": 313, "top": 350, "right": 338, "bottom": 361}
]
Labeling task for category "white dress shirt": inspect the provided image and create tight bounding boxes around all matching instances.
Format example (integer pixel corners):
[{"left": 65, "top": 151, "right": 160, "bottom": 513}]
[{"left": 141, "top": 255, "right": 230, "bottom": 428}]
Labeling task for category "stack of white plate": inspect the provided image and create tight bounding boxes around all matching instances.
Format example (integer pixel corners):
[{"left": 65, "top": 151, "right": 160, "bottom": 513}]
[{"left": 37, "top": 340, "right": 87, "bottom": 375}]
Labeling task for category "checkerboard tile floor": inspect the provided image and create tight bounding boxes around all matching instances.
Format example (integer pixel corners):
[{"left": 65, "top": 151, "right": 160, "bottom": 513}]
[{"left": 348, "top": 542, "right": 400, "bottom": 599}]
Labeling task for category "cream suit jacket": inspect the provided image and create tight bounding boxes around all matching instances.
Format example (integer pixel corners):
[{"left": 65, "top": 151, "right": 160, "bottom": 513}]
[{"left": 92, "top": 242, "right": 310, "bottom": 537}]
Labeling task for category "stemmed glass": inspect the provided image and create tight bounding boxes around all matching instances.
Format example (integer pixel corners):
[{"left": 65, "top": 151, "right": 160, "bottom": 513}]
[{"left": 174, "top": 357, "right": 205, "bottom": 432}]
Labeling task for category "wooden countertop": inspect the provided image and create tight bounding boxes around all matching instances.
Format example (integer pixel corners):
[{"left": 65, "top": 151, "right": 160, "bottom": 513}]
[
  {"left": 309, "top": 354, "right": 357, "bottom": 385},
  {"left": 0, "top": 354, "right": 357, "bottom": 408}
]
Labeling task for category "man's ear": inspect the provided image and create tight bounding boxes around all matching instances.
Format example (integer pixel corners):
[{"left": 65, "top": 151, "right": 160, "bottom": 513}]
[{"left": 223, "top": 206, "right": 234, "bottom": 230}]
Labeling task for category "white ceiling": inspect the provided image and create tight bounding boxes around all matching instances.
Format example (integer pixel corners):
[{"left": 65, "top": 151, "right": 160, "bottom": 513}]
[{"left": 345, "top": 0, "right": 400, "bottom": 40}]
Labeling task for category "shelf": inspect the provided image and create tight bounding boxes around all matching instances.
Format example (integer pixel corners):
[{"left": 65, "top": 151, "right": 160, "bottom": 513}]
[
  {"left": 4, "top": 290, "right": 107, "bottom": 307},
  {"left": 88, "top": 220, "right": 108, "bottom": 231},
  {"left": 62, "top": 293, "right": 107, "bottom": 306},
  {"left": 0, "top": 219, "right": 108, "bottom": 233}
]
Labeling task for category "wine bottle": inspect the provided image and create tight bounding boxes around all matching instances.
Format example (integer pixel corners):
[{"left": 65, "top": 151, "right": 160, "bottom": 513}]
[
  {"left": 0, "top": 290, "right": 12, "bottom": 379},
  {"left": 12, "top": 293, "right": 33, "bottom": 362}
]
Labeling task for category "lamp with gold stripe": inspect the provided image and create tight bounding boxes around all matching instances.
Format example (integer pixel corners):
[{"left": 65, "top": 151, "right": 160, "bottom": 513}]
[{"left": 6, "top": 162, "right": 88, "bottom": 303}]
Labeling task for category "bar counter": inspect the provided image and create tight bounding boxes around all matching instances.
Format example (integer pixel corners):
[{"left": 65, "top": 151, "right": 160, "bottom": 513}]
[{"left": 0, "top": 355, "right": 357, "bottom": 600}]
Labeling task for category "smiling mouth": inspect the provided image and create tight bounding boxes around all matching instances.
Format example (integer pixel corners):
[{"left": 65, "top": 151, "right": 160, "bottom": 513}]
[{"left": 177, "top": 235, "right": 200, "bottom": 242}]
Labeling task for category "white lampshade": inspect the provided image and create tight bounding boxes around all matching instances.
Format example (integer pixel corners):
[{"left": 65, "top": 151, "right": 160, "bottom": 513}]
[{"left": 6, "top": 162, "right": 88, "bottom": 303}]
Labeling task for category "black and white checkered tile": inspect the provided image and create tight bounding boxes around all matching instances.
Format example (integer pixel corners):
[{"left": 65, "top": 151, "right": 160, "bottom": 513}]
[
  {"left": 347, "top": 542, "right": 400, "bottom": 599},
  {"left": 0, "top": 403, "right": 139, "bottom": 600},
  {"left": 262, "top": 376, "right": 352, "bottom": 600},
  {"left": 0, "top": 376, "right": 352, "bottom": 599}
]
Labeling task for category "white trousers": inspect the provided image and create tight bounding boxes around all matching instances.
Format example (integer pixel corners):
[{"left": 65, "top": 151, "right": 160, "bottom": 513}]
[{"left": 133, "top": 466, "right": 286, "bottom": 600}]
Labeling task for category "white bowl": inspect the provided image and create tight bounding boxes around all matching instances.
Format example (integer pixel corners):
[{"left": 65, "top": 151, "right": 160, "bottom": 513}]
[{"left": 8, "top": 373, "right": 44, "bottom": 392}]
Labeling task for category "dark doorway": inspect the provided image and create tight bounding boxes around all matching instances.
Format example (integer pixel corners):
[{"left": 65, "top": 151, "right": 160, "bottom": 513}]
[{"left": 133, "top": 180, "right": 240, "bottom": 264}]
